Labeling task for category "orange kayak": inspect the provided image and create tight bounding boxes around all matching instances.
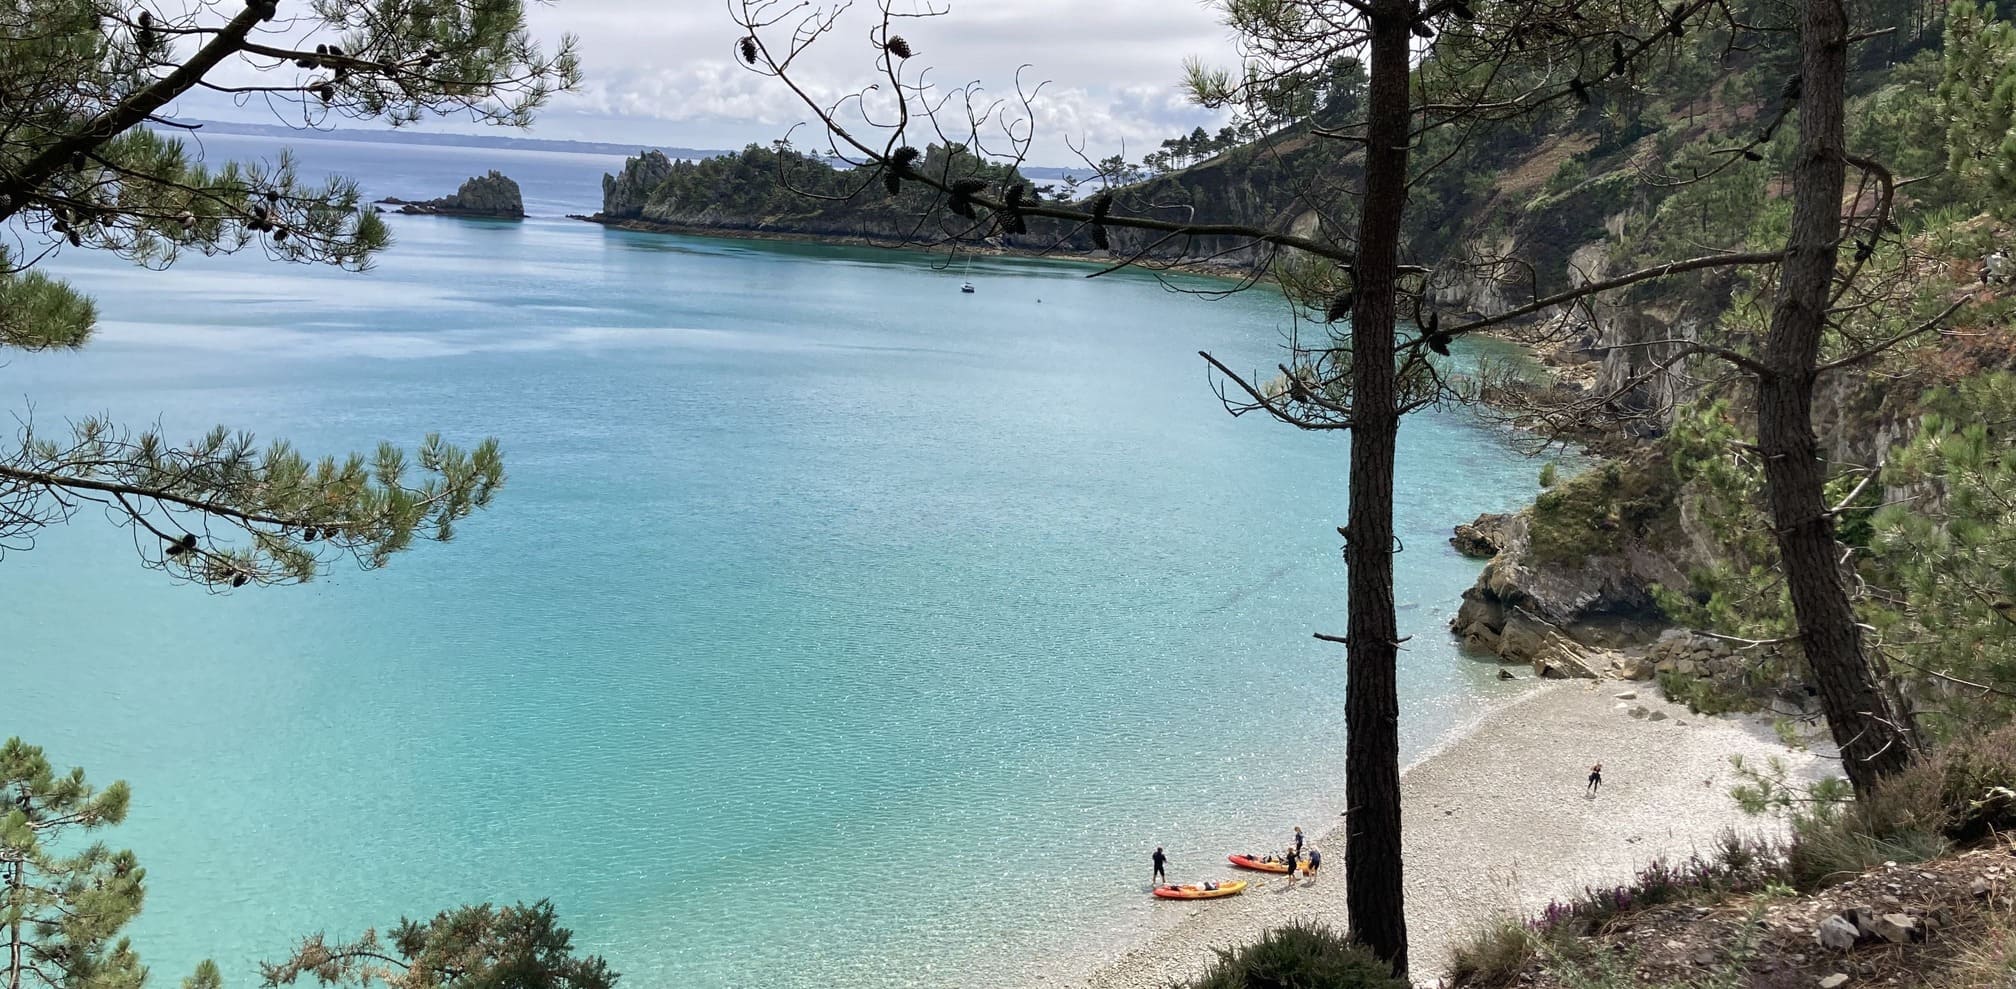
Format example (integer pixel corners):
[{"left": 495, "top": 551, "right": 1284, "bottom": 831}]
[
  {"left": 1228, "top": 854, "right": 1309, "bottom": 875},
  {"left": 1153, "top": 880, "right": 1248, "bottom": 900}
]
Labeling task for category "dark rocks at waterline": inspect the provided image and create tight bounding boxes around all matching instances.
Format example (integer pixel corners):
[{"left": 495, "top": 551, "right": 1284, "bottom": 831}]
[
  {"left": 1450, "top": 512, "right": 1510, "bottom": 558},
  {"left": 379, "top": 170, "right": 524, "bottom": 218}
]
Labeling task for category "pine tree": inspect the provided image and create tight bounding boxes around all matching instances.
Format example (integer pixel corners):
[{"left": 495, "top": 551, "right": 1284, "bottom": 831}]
[
  {"left": 1939, "top": 0, "right": 2016, "bottom": 210},
  {"left": 3, "top": 737, "right": 153, "bottom": 989},
  {"left": 0, "top": 0, "right": 581, "bottom": 588},
  {"left": 1871, "top": 373, "right": 2016, "bottom": 731},
  {"left": 260, "top": 900, "right": 616, "bottom": 989}
]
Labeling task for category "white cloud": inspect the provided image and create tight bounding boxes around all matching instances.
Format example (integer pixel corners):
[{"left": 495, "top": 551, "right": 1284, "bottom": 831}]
[
  {"left": 525, "top": 0, "right": 1241, "bottom": 163},
  {"left": 159, "top": 0, "right": 1244, "bottom": 165}
]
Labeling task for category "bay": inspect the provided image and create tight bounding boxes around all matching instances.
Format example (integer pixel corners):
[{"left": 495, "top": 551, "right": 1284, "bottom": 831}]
[{"left": 2, "top": 133, "right": 1539, "bottom": 988}]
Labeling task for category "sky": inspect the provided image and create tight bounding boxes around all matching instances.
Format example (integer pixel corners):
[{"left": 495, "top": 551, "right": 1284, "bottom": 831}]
[{"left": 181, "top": 1, "right": 1245, "bottom": 166}]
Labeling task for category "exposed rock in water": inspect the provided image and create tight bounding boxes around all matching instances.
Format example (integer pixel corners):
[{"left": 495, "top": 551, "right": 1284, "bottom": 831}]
[
  {"left": 601, "top": 150, "right": 675, "bottom": 219},
  {"left": 1450, "top": 512, "right": 1510, "bottom": 558},
  {"left": 380, "top": 170, "right": 524, "bottom": 218}
]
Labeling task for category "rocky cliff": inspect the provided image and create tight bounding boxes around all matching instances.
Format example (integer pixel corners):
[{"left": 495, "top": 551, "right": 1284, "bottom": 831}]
[
  {"left": 381, "top": 170, "right": 524, "bottom": 218},
  {"left": 601, "top": 151, "right": 674, "bottom": 220}
]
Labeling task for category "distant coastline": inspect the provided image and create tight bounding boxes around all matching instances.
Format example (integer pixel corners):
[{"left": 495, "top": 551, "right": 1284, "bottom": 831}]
[
  {"left": 154, "top": 119, "right": 1089, "bottom": 179},
  {"left": 158, "top": 118, "right": 733, "bottom": 160}
]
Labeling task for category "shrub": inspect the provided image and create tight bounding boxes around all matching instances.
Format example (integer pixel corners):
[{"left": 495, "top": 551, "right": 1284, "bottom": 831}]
[
  {"left": 1526, "top": 836, "right": 1788, "bottom": 937},
  {"left": 1539, "top": 462, "right": 1558, "bottom": 488},
  {"left": 1769, "top": 728, "right": 2016, "bottom": 889},
  {"left": 1786, "top": 812, "right": 1948, "bottom": 889},
  {"left": 1656, "top": 670, "right": 1758, "bottom": 716},
  {"left": 1930, "top": 906, "right": 2016, "bottom": 989},
  {"left": 1187, "top": 922, "right": 1408, "bottom": 989},
  {"left": 1864, "top": 724, "right": 2016, "bottom": 843},
  {"left": 1446, "top": 917, "right": 1539, "bottom": 988},
  {"left": 1526, "top": 452, "right": 1678, "bottom": 566}
]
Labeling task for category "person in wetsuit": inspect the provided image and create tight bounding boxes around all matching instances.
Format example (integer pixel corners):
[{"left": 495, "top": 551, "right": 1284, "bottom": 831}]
[
  {"left": 1587, "top": 762, "right": 1603, "bottom": 795},
  {"left": 1282, "top": 846, "right": 1300, "bottom": 880},
  {"left": 1151, "top": 846, "right": 1168, "bottom": 883}
]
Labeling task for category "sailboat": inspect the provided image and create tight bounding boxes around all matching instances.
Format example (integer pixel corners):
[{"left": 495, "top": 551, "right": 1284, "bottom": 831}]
[{"left": 959, "top": 253, "right": 975, "bottom": 293}]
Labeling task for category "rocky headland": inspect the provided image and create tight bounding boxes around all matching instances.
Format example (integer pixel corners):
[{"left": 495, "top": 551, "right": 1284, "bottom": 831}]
[{"left": 379, "top": 170, "right": 524, "bottom": 218}]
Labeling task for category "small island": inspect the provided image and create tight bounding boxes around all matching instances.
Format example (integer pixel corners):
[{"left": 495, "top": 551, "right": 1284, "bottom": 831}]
[{"left": 378, "top": 169, "right": 524, "bottom": 218}]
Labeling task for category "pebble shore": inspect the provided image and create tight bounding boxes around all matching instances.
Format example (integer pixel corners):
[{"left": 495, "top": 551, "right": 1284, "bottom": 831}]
[{"left": 1061, "top": 681, "right": 1830, "bottom": 988}]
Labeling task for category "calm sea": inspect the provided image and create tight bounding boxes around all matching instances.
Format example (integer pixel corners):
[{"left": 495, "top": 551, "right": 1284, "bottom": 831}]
[{"left": 5, "top": 132, "right": 1538, "bottom": 987}]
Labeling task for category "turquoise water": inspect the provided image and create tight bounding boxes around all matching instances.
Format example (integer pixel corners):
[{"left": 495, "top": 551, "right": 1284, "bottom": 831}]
[{"left": 4, "top": 136, "right": 1539, "bottom": 987}]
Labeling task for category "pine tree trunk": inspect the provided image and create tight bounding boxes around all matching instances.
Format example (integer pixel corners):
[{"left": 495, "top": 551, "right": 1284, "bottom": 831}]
[
  {"left": 1757, "top": 0, "right": 1914, "bottom": 794},
  {"left": 7, "top": 855, "right": 20, "bottom": 989},
  {"left": 1342, "top": 1, "right": 1413, "bottom": 973}
]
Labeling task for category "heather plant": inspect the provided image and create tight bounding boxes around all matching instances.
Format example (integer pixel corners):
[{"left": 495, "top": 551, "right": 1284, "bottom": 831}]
[{"left": 1525, "top": 837, "right": 1788, "bottom": 937}]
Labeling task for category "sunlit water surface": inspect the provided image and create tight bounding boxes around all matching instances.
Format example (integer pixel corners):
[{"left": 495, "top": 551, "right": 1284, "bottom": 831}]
[{"left": 4, "top": 133, "right": 1540, "bottom": 988}]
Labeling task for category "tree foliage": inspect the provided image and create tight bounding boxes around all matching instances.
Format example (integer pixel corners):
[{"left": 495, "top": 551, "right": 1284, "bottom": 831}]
[
  {"left": 1870, "top": 373, "right": 2016, "bottom": 732},
  {"left": 260, "top": 900, "right": 616, "bottom": 989},
  {"left": 0, "top": 0, "right": 580, "bottom": 587},
  {"left": 1938, "top": 0, "right": 2016, "bottom": 211},
  {"left": 3, "top": 737, "right": 154, "bottom": 989}
]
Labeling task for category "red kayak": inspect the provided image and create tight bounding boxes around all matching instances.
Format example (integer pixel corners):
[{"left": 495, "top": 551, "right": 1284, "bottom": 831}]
[{"left": 1228, "top": 853, "right": 1308, "bottom": 875}]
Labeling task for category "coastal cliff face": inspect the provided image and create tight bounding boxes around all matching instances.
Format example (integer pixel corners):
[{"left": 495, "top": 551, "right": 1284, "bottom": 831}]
[
  {"left": 1449, "top": 497, "right": 1693, "bottom": 679},
  {"left": 601, "top": 151, "right": 674, "bottom": 219},
  {"left": 384, "top": 170, "right": 524, "bottom": 218}
]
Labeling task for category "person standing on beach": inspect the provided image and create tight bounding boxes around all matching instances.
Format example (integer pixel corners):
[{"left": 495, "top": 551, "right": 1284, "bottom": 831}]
[
  {"left": 1304, "top": 847, "right": 1322, "bottom": 883},
  {"left": 1282, "top": 846, "right": 1300, "bottom": 881},
  {"left": 1586, "top": 762, "right": 1603, "bottom": 795},
  {"left": 1151, "top": 846, "right": 1167, "bottom": 883},
  {"left": 1292, "top": 825, "right": 1304, "bottom": 854}
]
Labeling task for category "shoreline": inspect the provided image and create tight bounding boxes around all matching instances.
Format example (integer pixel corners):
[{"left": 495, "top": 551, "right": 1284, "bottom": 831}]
[
  {"left": 1054, "top": 681, "right": 1829, "bottom": 989},
  {"left": 569, "top": 212, "right": 1264, "bottom": 283}
]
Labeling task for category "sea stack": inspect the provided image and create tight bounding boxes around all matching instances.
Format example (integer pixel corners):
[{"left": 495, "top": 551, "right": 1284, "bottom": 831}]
[{"left": 379, "top": 170, "right": 525, "bottom": 218}]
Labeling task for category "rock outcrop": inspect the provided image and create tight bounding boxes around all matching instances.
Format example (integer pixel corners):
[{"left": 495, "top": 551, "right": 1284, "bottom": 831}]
[
  {"left": 380, "top": 170, "right": 524, "bottom": 218},
  {"left": 601, "top": 150, "right": 674, "bottom": 219},
  {"left": 1449, "top": 509, "right": 1681, "bottom": 674},
  {"left": 1450, "top": 512, "right": 1510, "bottom": 558}
]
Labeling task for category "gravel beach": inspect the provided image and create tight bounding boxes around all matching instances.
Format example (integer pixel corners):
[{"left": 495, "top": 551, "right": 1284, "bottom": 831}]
[{"left": 1067, "top": 680, "right": 1830, "bottom": 988}]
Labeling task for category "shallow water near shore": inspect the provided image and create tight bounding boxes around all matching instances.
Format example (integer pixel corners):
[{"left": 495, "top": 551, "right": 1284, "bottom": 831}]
[{"left": 6, "top": 135, "right": 1540, "bottom": 988}]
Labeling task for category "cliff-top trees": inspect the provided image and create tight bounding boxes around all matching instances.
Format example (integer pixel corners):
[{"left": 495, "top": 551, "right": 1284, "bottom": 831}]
[{"left": 0, "top": 0, "right": 580, "bottom": 588}]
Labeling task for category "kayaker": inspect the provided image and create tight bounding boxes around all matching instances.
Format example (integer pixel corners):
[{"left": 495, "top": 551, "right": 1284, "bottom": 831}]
[
  {"left": 1305, "top": 848, "right": 1322, "bottom": 882},
  {"left": 1292, "top": 825, "right": 1304, "bottom": 854},
  {"left": 1282, "top": 847, "right": 1300, "bottom": 879},
  {"left": 1151, "top": 846, "right": 1168, "bottom": 883},
  {"left": 1587, "top": 761, "right": 1603, "bottom": 796}
]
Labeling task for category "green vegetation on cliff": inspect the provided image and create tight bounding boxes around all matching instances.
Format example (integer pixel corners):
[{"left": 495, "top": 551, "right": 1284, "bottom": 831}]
[{"left": 596, "top": 142, "right": 1039, "bottom": 246}]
